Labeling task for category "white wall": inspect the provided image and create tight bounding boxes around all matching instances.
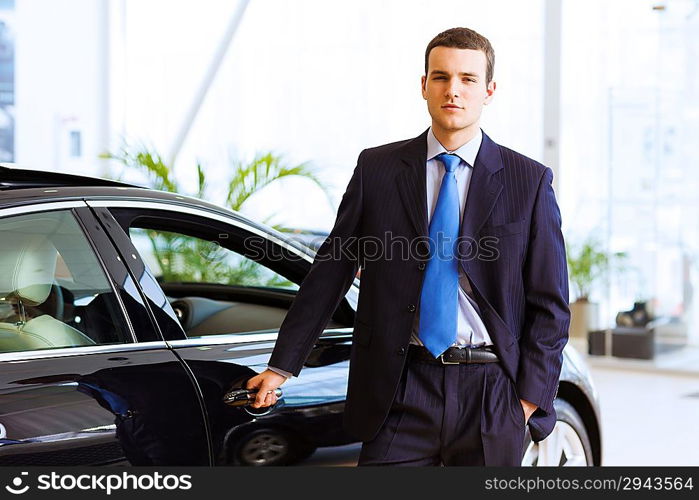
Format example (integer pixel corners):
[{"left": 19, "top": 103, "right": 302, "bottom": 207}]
[
  {"left": 15, "top": 0, "right": 109, "bottom": 176},
  {"left": 115, "top": 0, "right": 545, "bottom": 230},
  {"left": 13, "top": 0, "right": 546, "bottom": 231}
]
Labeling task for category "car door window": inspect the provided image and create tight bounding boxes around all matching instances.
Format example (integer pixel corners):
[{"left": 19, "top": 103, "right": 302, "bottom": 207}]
[
  {"left": 0, "top": 210, "right": 132, "bottom": 353},
  {"left": 128, "top": 226, "right": 354, "bottom": 339},
  {"left": 130, "top": 228, "right": 298, "bottom": 290}
]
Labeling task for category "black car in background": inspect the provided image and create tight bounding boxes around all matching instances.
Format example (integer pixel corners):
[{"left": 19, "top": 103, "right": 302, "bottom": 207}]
[{"left": 0, "top": 166, "right": 603, "bottom": 466}]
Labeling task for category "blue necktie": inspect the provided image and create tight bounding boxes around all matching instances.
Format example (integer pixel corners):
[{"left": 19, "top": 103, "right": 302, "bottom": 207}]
[{"left": 418, "top": 152, "right": 461, "bottom": 357}]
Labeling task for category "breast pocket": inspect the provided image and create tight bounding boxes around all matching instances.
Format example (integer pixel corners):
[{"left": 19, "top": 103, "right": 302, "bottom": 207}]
[{"left": 479, "top": 219, "right": 526, "bottom": 237}]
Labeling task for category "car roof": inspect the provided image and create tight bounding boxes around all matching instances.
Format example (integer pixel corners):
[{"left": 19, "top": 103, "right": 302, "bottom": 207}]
[
  {"left": 0, "top": 165, "right": 223, "bottom": 211},
  {"left": 0, "top": 166, "right": 321, "bottom": 258},
  {"left": 0, "top": 165, "right": 141, "bottom": 190},
  {"left": 0, "top": 165, "right": 254, "bottom": 225}
]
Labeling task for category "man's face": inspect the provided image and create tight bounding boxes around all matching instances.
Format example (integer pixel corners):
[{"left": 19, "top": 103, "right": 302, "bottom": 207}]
[{"left": 421, "top": 46, "right": 495, "bottom": 135}]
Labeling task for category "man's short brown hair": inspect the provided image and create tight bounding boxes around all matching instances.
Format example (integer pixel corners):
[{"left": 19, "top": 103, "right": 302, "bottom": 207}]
[{"left": 424, "top": 27, "right": 495, "bottom": 83}]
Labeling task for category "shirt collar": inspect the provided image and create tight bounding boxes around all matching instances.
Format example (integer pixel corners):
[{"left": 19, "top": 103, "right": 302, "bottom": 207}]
[{"left": 426, "top": 126, "right": 482, "bottom": 168}]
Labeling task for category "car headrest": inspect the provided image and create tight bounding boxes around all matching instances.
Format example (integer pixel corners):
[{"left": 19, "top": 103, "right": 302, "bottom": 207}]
[{"left": 0, "top": 233, "right": 58, "bottom": 306}]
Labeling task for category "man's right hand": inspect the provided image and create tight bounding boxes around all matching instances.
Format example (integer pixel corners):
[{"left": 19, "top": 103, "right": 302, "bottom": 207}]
[{"left": 246, "top": 369, "right": 288, "bottom": 408}]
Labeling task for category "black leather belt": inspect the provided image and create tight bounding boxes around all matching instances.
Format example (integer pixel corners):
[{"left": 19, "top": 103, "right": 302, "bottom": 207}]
[{"left": 409, "top": 344, "right": 499, "bottom": 364}]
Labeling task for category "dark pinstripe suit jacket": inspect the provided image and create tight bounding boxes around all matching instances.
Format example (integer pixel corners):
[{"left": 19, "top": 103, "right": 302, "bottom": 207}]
[{"left": 269, "top": 127, "right": 570, "bottom": 443}]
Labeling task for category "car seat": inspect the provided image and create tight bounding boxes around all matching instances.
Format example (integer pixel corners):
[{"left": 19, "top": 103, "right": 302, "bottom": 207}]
[{"left": 0, "top": 232, "right": 96, "bottom": 353}]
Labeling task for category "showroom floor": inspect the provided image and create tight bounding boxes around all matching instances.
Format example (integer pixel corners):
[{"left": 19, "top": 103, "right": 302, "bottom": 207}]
[{"left": 588, "top": 365, "right": 699, "bottom": 466}]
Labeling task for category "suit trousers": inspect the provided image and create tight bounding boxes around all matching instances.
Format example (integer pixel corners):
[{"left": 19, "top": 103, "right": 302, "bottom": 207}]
[{"left": 357, "top": 348, "right": 527, "bottom": 466}]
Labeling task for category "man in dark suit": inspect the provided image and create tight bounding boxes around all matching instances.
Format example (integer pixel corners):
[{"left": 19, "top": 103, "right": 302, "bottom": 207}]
[{"left": 247, "top": 27, "right": 570, "bottom": 466}]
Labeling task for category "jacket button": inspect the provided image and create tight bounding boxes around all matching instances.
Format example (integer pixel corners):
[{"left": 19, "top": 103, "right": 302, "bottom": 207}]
[
  {"left": 417, "top": 262, "right": 426, "bottom": 271},
  {"left": 407, "top": 304, "right": 416, "bottom": 312},
  {"left": 397, "top": 347, "right": 406, "bottom": 355}
]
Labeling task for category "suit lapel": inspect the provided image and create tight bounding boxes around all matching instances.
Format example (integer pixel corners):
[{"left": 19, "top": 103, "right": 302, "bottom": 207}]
[
  {"left": 397, "top": 128, "right": 429, "bottom": 238},
  {"left": 459, "top": 131, "right": 504, "bottom": 239}
]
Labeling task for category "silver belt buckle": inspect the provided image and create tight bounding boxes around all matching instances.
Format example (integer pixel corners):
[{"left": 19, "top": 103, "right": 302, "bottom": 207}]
[{"left": 439, "top": 351, "right": 460, "bottom": 365}]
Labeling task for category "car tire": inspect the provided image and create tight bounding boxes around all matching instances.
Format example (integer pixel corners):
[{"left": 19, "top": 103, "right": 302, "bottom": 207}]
[
  {"left": 521, "top": 398, "right": 593, "bottom": 466},
  {"left": 231, "top": 428, "right": 314, "bottom": 466}
]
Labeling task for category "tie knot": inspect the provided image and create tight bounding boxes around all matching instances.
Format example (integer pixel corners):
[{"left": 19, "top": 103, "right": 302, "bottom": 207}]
[{"left": 437, "top": 153, "right": 460, "bottom": 173}]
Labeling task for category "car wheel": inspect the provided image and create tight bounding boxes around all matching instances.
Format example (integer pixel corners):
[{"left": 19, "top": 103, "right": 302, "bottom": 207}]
[
  {"left": 521, "top": 398, "right": 593, "bottom": 466},
  {"left": 232, "top": 429, "right": 302, "bottom": 466}
]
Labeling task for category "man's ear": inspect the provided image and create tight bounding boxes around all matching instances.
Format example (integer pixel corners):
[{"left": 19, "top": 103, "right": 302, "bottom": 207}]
[
  {"left": 421, "top": 75, "right": 427, "bottom": 99},
  {"left": 483, "top": 80, "right": 496, "bottom": 105}
]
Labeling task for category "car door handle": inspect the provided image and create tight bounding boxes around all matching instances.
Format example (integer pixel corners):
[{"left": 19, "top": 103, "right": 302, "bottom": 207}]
[{"left": 223, "top": 388, "right": 282, "bottom": 407}]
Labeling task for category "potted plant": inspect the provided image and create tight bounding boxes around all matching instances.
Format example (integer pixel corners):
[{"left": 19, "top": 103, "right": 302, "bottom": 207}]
[{"left": 566, "top": 236, "right": 627, "bottom": 341}]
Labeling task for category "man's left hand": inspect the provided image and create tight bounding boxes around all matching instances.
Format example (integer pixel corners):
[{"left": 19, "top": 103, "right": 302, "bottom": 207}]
[{"left": 520, "top": 399, "right": 538, "bottom": 425}]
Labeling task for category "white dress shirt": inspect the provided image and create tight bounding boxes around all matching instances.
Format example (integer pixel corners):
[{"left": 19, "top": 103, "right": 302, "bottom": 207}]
[{"left": 409, "top": 127, "right": 494, "bottom": 350}]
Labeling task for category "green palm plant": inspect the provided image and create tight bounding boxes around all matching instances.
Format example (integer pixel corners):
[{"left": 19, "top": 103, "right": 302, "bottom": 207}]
[
  {"left": 226, "top": 152, "right": 332, "bottom": 212},
  {"left": 101, "top": 143, "right": 332, "bottom": 286}
]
